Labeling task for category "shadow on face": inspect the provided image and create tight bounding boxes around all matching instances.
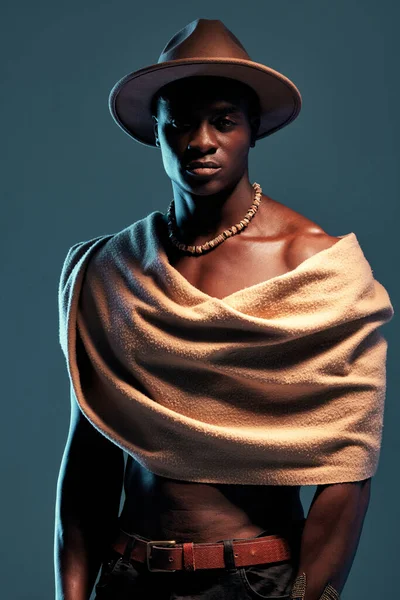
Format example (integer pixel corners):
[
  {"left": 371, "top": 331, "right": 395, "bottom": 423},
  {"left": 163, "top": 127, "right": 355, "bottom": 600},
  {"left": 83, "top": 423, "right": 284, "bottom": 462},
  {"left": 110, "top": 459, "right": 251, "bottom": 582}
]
[
  {"left": 150, "top": 76, "right": 262, "bottom": 196},
  {"left": 151, "top": 75, "right": 261, "bottom": 142}
]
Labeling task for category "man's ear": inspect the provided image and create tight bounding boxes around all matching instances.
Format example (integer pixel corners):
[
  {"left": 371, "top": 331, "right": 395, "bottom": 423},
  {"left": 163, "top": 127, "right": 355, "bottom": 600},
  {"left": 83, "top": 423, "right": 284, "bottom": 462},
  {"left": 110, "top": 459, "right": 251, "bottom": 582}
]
[
  {"left": 152, "top": 115, "right": 160, "bottom": 147},
  {"left": 250, "top": 115, "right": 260, "bottom": 148}
]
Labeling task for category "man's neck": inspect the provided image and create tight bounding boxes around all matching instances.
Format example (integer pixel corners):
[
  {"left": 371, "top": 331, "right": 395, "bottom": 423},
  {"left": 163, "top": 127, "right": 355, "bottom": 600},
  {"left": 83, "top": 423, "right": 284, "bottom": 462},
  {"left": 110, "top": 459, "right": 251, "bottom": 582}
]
[{"left": 170, "top": 175, "right": 256, "bottom": 244}]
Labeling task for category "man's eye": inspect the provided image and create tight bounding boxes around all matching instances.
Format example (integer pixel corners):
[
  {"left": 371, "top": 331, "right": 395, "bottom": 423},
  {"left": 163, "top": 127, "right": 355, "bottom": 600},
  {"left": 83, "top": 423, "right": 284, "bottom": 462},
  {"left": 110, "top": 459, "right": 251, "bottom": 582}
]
[
  {"left": 218, "top": 118, "right": 235, "bottom": 127},
  {"left": 169, "top": 117, "right": 235, "bottom": 129}
]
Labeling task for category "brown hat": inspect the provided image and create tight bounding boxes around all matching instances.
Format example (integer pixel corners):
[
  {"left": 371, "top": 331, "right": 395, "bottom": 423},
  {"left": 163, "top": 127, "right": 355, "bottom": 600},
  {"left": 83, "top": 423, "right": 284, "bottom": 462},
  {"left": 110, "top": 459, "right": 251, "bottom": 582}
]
[{"left": 108, "top": 19, "right": 302, "bottom": 147}]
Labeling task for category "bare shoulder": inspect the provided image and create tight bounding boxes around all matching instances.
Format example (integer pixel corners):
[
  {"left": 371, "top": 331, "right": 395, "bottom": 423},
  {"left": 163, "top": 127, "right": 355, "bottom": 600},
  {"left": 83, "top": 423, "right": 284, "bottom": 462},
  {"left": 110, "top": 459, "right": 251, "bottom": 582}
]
[
  {"left": 265, "top": 197, "right": 342, "bottom": 269},
  {"left": 289, "top": 228, "right": 342, "bottom": 268}
]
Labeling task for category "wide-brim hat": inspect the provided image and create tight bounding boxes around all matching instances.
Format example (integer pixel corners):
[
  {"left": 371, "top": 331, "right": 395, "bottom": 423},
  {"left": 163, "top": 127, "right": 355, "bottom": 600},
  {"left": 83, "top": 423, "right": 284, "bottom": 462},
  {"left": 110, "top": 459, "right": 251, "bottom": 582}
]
[{"left": 109, "top": 19, "right": 302, "bottom": 147}]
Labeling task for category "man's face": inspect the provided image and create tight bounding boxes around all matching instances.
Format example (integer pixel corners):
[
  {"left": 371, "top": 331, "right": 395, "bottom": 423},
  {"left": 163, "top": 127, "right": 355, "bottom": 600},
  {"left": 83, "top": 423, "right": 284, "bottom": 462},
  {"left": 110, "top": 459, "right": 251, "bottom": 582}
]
[{"left": 153, "top": 80, "right": 258, "bottom": 195}]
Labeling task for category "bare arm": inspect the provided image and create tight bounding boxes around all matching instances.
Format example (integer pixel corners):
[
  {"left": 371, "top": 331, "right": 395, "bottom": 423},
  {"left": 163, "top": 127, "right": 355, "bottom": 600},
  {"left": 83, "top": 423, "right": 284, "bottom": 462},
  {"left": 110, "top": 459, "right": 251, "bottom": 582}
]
[
  {"left": 54, "top": 398, "right": 125, "bottom": 600},
  {"left": 292, "top": 478, "right": 371, "bottom": 599}
]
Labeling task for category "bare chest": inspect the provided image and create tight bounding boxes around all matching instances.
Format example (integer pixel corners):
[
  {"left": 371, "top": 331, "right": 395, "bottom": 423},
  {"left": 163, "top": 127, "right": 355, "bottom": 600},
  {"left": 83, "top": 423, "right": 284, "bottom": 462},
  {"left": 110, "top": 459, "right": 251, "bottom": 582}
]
[{"left": 167, "top": 235, "right": 294, "bottom": 300}]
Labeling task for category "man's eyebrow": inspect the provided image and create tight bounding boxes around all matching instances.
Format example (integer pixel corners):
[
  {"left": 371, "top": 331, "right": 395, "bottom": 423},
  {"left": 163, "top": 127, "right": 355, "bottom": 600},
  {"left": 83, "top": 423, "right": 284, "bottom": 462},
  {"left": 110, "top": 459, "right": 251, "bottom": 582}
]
[
  {"left": 212, "top": 104, "right": 242, "bottom": 115},
  {"left": 166, "top": 103, "right": 242, "bottom": 116}
]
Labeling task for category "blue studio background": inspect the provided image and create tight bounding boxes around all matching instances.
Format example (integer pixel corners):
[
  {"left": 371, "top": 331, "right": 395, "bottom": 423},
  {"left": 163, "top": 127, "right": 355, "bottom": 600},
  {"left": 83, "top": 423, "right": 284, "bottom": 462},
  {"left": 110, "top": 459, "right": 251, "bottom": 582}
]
[{"left": 1, "top": 1, "right": 398, "bottom": 598}]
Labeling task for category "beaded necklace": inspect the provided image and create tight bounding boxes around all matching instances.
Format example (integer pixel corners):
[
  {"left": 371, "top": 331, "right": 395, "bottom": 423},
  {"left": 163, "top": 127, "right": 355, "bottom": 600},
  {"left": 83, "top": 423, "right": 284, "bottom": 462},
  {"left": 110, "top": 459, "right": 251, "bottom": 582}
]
[{"left": 167, "top": 182, "right": 262, "bottom": 255}]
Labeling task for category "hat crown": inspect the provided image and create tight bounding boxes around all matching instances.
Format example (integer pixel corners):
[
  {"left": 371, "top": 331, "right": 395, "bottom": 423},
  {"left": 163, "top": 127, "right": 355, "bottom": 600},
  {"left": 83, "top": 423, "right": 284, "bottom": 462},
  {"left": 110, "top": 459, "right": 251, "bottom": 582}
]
[{"left": 158, "top": 19, "right": 251, "bottom": 64}]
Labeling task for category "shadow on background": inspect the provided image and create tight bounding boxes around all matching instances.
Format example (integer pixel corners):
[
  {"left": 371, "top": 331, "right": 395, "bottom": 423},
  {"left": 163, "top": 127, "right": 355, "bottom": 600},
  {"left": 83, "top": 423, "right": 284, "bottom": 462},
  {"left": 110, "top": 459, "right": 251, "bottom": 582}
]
[{"left": 1, "top": 1, "right": 398, "bottom": 598}]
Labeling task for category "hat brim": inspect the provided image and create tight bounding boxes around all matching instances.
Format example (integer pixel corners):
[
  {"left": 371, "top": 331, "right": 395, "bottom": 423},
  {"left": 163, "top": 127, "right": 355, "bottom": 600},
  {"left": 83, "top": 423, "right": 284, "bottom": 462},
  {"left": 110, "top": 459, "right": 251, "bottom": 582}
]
[{"left": 108, "top": 58, "right": 302, "bottom": 147}]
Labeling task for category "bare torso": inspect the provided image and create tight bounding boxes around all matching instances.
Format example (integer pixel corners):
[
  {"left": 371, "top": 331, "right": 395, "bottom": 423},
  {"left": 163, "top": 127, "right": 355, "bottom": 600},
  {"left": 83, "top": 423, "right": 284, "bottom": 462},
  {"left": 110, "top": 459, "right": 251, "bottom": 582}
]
[{"left": 118, "top": 192, "right": 340, "bottom": 543}]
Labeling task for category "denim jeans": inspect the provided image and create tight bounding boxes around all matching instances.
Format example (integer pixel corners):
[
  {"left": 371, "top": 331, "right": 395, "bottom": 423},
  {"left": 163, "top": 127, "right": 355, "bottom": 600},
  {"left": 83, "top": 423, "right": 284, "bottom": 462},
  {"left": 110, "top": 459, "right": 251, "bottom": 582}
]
[{"left": 93, "top": 523, "right": 306, "bottom": 600}]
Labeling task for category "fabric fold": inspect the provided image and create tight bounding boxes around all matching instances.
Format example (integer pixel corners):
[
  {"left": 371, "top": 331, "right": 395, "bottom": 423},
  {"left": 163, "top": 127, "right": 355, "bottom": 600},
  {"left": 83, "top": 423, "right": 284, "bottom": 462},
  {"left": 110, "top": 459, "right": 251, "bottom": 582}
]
[{"left": 58, "top": 211, "right": 394, "bottom": 485}]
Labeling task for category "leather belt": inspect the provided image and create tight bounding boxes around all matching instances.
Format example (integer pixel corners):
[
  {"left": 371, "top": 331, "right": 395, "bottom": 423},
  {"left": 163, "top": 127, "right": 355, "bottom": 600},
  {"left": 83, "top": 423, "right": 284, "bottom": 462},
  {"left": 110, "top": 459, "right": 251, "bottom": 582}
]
[{"left": 112, "top": 528, "right": 291, "bottom": 572}]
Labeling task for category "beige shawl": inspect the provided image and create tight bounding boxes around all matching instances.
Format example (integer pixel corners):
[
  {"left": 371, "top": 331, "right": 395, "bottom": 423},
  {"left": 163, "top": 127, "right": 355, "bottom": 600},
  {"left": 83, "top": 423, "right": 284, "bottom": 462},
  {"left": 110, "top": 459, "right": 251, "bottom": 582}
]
[{"left": 58, "top": 211, "right": 394, "bottom": 485}]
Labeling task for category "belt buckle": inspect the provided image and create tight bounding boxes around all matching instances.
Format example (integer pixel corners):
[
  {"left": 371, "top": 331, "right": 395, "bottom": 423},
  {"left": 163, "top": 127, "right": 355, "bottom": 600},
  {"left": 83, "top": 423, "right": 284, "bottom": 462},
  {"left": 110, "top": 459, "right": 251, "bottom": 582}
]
[{"left": 146, "top": 540, "right": 177, "bottom": 572}]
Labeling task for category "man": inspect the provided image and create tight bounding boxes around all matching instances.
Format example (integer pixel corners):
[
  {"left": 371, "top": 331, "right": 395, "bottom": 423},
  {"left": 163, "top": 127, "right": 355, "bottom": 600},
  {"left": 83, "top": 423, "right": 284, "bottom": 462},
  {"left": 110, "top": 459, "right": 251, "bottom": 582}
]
[{"left": 55, "top": 19, "right": 393, "bottom": 600}]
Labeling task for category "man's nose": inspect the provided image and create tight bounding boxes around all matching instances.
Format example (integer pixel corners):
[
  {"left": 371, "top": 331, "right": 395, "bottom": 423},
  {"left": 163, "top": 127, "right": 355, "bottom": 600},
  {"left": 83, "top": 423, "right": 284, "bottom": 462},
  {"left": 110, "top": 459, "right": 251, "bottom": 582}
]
[{"left": 187, "top": 121, "right": 218, "bottom": 152}]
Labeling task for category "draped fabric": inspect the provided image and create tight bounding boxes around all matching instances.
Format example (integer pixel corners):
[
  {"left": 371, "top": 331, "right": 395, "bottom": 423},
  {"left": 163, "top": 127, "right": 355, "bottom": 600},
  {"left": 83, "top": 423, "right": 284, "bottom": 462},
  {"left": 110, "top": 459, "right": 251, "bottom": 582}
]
[{"left": 58, "top": 211, "right": 394, "bottom": 485}]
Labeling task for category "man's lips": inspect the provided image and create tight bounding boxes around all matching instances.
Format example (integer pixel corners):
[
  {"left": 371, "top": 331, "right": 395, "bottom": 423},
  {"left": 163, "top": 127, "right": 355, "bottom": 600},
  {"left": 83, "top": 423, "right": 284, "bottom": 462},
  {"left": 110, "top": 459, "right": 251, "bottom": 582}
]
[
  {"left": 185, "top": 160, "right": 222, "bottom": 177},
  {"left": 186, "top": 160, "right": 221, "bottom": 169}
]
